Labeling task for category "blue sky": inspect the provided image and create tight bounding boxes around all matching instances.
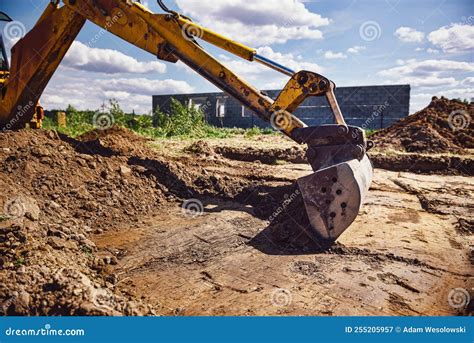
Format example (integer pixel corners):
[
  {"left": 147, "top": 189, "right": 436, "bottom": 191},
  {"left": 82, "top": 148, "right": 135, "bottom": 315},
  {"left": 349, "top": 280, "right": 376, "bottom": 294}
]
[{"left": 1, "top": 0, "right": 473, "bottom": 114}]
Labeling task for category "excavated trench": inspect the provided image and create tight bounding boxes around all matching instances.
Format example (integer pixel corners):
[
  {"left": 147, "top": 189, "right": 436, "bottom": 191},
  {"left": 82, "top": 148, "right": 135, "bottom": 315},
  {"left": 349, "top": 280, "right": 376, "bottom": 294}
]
[{"left": 0, "top": 125, "right": 472, "bottom": 316}]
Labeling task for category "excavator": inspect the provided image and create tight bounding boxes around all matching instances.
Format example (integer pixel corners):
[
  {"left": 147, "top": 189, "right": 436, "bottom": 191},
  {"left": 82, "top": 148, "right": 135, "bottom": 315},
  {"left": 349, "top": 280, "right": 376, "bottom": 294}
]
[{"left": 0, "top": 0, "right": 373, "bottom": 242}]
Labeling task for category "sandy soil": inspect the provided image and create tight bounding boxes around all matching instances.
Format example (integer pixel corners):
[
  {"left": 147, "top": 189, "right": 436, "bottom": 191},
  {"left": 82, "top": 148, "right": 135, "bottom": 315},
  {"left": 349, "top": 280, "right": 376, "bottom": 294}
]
[
  {"left": 1, "top": 128, "right": 472, "bottom": 316},
  {"left": 94, "top": 139, "right": 473, "bottom": 316}
]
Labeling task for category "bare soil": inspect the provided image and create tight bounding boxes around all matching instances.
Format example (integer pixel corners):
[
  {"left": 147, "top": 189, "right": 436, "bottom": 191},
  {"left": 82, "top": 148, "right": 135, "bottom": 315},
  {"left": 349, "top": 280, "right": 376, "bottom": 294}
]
[
  {"left": 1, "top": 126, "right": 472, "bottom": 316},
  {"left": 371, "top": 97, "right": 473, "bottom": 154}
]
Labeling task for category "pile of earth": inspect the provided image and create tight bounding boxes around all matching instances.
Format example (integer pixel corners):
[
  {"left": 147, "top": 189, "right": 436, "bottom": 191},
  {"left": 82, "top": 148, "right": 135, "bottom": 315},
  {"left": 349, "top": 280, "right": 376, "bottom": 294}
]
[
  {"left": 0, "top": 127, "right": 254, "bottom": 315},
  {"left": 372, "top": 97, "right": 473, "bottom": 154}
]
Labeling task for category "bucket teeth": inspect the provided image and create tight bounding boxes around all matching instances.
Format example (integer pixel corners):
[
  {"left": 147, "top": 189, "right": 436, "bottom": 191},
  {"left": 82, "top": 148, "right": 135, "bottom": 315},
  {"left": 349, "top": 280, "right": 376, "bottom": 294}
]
[
  {"left": 297, "top": 152, "right": 373, "bottom": 241},
  {"left": 291, "top": 124, "right": 373, "bottom": 242}
]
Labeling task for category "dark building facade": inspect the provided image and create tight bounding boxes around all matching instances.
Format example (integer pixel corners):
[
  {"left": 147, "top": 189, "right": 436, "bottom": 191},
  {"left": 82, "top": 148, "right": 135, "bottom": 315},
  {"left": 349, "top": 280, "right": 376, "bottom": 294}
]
[{"left": 153, "top": 84, "right": 410, "bottom": 130}]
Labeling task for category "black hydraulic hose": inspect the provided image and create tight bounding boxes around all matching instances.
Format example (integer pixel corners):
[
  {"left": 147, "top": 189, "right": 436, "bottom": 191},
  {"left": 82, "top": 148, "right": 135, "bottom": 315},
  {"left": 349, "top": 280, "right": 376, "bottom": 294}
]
[{"left": 157, "top": 0, "right": 172, "bottom": 14}]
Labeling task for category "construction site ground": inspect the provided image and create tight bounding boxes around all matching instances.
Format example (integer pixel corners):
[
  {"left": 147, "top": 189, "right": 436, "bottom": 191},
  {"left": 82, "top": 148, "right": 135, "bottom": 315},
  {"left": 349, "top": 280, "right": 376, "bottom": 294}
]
[{"left": 1, "top": 124, "right": 472, "bottom": 316}]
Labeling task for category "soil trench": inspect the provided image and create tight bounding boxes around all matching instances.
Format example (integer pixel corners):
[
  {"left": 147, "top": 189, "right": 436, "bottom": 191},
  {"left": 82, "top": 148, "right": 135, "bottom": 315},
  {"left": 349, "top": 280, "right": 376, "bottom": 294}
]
[
  {"left": 1, "top": 99, "right": 473, "bottom": 316},
  {"left": 94, "top": 166, "right": 473, "bottom": 316}
]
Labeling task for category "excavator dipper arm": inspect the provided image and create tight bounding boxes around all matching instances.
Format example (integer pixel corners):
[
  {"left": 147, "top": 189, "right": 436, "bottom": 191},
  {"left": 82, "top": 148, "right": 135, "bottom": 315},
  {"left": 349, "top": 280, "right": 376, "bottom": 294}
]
[{"left": 0, "top": 0, "right": 373, "bottom": 242}]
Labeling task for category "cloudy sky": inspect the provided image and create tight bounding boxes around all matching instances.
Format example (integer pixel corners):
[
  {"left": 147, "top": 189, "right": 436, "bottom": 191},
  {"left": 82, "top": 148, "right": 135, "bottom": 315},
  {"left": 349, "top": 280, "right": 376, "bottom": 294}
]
[{"left": 2, "top": 0, "right": 473, "bottom": 114}]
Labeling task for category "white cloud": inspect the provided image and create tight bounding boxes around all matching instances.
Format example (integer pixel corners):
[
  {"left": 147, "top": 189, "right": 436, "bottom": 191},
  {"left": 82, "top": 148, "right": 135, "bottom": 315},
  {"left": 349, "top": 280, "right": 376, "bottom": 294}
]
[
  {"left": 175, "top": 0, "right": 329, "bottom": 45},
  {"left": 377, "top": 59, "right": 474, "bottom": 87},
  {"left": 347, "top": 46, "right": 365, "bottom": 54},
  {"left": 256, "top": 46, "right": 323, "bottom": 72},
  {"left": 426, "top": 48, "right": 439, "bottom": 54},
  {"left": 42, "top": 71, "right": 194, "bottom": 113},
  {"left": 394, "top": 27, "right": 425, "bottom": 43},
  {"left": 63, "top": 41, "right": 167, "bottom": 74},
  {"left": 215, "top": 46, "right": 323, "bottom": 89},
  {"left": 379, "top": 59, "right": 474, "bottom": 77},
  {"left": 324, "top": 50, "right": 347, "bottom": 59},
  {"left": 411, "top": 88, "right": 474, "bottom": 111},
  {"left": 415, "top": 47, "right": 424, "bottom": 52},
  {"left": 461, "top": 77, "right": 474, "bottom": 87},
  {"left": 97, "top": 78, "right": 193, "bottom": 96},
  {"left": 428, "top": 24, "right": 474, "bottom": 53},
  {"left": 396, "top": 59, "right": 405, "bottom": 65}
]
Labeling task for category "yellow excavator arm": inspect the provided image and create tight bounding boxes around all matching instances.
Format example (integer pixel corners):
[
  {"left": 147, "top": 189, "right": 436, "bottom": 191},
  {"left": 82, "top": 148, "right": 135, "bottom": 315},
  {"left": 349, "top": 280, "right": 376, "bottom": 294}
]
[{"left": 0, "top": 0, "right": 373, "bottom": 242}]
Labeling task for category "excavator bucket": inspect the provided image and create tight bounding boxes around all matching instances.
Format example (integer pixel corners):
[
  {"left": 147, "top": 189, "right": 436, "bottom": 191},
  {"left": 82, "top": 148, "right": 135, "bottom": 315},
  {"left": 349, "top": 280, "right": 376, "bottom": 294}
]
[{"left": 292, "top": 125, "right": 373, "bottom": 242}]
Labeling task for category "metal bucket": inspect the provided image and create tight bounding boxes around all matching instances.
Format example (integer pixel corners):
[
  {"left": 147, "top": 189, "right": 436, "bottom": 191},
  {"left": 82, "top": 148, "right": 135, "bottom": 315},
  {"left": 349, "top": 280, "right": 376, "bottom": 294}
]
[{"left": 297, "top": 154, "right": 373, "bottom": 241}]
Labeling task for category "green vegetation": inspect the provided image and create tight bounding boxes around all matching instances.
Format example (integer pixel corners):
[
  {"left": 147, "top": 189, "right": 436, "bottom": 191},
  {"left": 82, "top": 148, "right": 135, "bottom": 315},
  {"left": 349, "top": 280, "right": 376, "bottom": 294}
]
[
  {"left": 365, "top": 129, "right": 377, "bottom": 137},
  {"left": 14, "top": 257, "right": 25, "bottom": 267},
  {"left": 44, "top": 98, "right": 276, "bottom": 139}
]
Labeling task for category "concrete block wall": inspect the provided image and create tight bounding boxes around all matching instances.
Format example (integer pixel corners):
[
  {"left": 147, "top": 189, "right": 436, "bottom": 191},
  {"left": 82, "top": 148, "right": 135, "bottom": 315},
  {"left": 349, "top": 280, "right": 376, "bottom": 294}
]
[{"left": 152, "top": 84, "right": 410, "bottom": 130}]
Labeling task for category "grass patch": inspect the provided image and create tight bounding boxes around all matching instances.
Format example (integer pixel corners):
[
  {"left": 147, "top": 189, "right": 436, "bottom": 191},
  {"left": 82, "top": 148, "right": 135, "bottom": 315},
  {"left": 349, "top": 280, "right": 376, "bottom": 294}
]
[
  {"left": 365, "top": 129, "right": 377, "bottom": 137},
  {"left": 44, "top": 98, "right": 277, "bottom": 140},
  {"left": 14, "top": 257, "right": 25, "bottom": 267}
]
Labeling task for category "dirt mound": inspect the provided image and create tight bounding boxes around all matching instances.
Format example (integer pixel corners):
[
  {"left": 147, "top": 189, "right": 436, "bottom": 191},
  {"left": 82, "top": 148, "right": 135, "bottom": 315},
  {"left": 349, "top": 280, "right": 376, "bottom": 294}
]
[
  {"left": 215, "top": 146, "right": 306, "bottom": 165},
  {"left": 372, "top": 97, "right": 473, "bottom": 154},
  {"left": 0, "top": 128, "right": 252, "bottom": 315},
  {"left": 78, "top": 126, "right": 151, "bottom": 155},
  {"left": 369, "top": 152, "right": 473, "bottom": 175},
  {"left": 184, "top": 140, "right": 215, "bottom": 156}
]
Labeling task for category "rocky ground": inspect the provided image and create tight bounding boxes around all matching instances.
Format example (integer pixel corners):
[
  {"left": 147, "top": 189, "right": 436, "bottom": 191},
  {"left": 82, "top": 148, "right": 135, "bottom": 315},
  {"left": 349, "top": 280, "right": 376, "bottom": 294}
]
[{"left": 0, "top": 98, "right": 472, "bottom": 316}]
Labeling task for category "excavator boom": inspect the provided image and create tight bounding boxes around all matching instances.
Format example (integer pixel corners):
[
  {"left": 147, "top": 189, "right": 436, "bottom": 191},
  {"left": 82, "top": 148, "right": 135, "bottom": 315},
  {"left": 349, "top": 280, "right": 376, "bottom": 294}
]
[{"left": 0, "top": 0, "right": 373, "bottom": 242}]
